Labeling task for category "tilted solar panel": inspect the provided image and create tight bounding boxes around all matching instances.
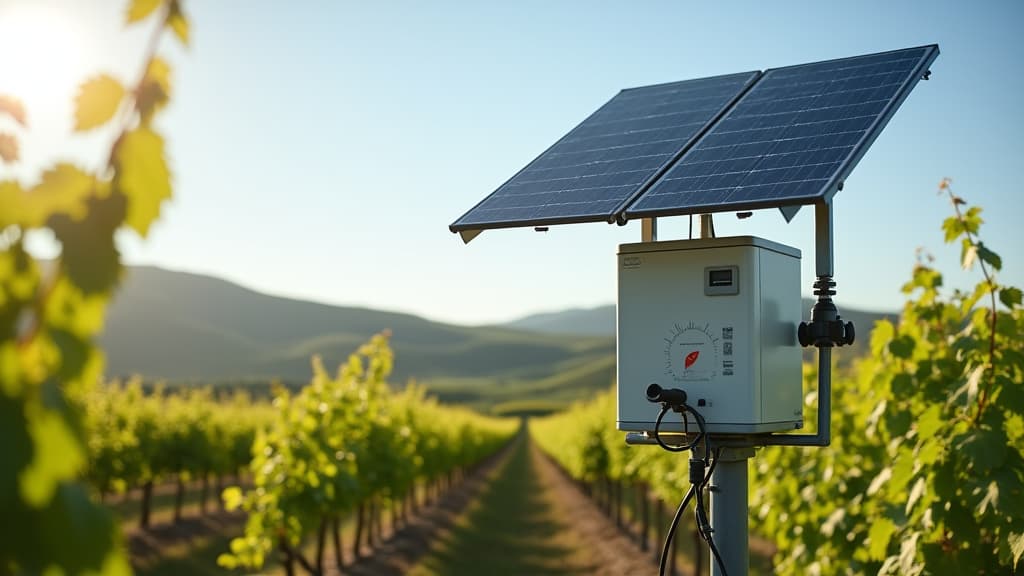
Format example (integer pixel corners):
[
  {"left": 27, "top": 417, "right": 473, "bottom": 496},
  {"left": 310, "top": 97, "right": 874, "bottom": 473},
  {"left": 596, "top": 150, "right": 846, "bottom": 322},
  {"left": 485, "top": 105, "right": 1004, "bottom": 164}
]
[
  {"left": 625, "top": 45, "right": 938, "bottom": 220},
  {"left": 449, "top": 72, "right": 760, "bottom": 236}
]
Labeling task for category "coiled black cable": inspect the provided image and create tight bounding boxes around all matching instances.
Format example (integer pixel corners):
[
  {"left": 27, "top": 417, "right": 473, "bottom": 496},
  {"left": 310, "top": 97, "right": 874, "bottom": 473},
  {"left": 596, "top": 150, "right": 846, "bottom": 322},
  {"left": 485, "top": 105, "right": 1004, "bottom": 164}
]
[{"left": 649, "top": 389, "right": 728, "bottom": 576}]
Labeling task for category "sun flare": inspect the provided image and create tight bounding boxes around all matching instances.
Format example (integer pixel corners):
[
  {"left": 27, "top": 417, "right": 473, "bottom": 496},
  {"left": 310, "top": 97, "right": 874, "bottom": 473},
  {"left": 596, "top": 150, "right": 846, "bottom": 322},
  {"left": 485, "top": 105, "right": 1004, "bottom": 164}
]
[{"left": 0, "top": 2, "right": 89, "bottom": 122}]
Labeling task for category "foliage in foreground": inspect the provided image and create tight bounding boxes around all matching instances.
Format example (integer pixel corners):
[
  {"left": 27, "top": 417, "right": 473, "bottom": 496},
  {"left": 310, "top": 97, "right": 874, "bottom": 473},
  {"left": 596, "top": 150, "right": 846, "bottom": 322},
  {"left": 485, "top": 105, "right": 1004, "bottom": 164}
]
[
  {"left": 0, "top": 1, "right": 187, "bottom": 573},
  {"left": 219, "top": 333, "right": 517, "bottom": 574},
  {"left": 753, "top": 185, "right": 1023, "bottom": 574},
  {"left": 532, "top": 188, "right": 1023, "bottom": 574}
]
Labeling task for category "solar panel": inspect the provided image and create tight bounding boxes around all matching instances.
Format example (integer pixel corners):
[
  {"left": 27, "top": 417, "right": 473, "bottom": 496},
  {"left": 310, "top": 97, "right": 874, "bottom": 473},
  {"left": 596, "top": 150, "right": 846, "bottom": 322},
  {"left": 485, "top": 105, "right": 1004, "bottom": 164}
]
[
  {"left": 624, "top": 45, "right": 938, "bottom": 220},
  {"left": 449, "top": 72, "right": 761, "bottom": 236}
]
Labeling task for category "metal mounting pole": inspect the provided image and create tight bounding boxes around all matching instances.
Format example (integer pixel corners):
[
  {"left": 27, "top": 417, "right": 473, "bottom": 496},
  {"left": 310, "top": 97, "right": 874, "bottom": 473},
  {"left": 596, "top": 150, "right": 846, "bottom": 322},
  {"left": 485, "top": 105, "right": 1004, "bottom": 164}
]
[
  {"left": 699, "top": 214, "right": 715, "bottom": 238},
  {"left": 709, "top": 445, "right": 755, "bottom": 576},
  {"left": 642, "top": 218, "right": 658, "bottom": 242}
]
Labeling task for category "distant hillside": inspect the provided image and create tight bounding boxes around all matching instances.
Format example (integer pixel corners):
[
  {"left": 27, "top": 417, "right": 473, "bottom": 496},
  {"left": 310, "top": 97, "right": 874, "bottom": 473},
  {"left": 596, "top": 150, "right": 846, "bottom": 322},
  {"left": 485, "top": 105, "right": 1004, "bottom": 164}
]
[
  {"left": 505, "top": 305, "right": 616, "bottom": 336},
  {"left": 101, "top": 267, "right": 615, "bottom": 413}
]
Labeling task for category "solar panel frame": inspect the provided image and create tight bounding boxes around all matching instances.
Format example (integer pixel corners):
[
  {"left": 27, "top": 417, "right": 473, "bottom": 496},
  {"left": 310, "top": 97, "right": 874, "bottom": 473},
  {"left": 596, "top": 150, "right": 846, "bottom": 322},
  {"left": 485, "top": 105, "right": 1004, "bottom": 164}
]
[
  {"left": 449, "top": 71, "right": 762, "bottom": 234},
  {"left": 622, "top": 44, "right": 939, "bottom": 221}
]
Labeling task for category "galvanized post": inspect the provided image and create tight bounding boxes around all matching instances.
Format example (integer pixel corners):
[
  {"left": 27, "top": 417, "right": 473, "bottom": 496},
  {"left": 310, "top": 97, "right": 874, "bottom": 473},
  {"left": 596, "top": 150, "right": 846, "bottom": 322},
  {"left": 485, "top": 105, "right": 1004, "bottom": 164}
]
[{"left": 709, "top": 445, "right": 755, "bottom": 576}]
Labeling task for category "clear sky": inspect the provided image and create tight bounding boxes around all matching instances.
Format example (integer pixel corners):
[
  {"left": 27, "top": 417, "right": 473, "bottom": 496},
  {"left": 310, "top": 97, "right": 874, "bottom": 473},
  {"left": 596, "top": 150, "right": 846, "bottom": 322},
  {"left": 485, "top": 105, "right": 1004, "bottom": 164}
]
[{"left": 2, "top": 0, "right": 1022, "bottom": 325}]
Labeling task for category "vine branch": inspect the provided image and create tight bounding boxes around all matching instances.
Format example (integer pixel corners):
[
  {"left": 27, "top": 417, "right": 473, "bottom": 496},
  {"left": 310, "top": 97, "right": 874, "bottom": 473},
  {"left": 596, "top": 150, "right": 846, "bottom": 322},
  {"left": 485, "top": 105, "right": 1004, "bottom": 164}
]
[
  {"left": 17, "top": 0, "right": 174, "bottom": 350},
  {"left": 942, "top": 179, "right": 998, "bottom": 424}
]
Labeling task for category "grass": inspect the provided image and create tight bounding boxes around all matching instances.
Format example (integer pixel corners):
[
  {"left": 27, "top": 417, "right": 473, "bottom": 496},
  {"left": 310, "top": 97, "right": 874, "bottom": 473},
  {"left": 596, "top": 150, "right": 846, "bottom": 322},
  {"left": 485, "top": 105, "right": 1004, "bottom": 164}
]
[{"left": 407, "top": 434, "right": 596, "bottom": 576}]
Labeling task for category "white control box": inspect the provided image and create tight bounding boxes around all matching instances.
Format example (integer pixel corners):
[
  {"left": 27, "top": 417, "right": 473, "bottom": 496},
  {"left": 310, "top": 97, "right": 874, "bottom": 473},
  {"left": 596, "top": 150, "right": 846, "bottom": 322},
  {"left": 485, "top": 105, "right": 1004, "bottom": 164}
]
[{"left": 617, "top": 236, "right": 803, "bottom": 434}]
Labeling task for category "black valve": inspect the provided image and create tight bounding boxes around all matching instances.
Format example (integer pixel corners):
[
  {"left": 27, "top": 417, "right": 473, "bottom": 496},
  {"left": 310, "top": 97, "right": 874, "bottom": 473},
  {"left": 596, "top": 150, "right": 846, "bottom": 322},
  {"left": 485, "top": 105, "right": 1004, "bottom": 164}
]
[{"left": 797, "top": 276, "right": 855, "bottom": 348}]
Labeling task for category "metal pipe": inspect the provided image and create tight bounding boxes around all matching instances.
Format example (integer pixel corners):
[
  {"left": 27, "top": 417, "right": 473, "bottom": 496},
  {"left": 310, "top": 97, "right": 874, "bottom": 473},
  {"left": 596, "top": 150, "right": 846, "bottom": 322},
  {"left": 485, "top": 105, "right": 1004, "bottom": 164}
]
[
  {"left": 814, "top": 201, "right": 833, "bottom": 277},
  {"left": 762, "top": 200, "right": 835, "bottom": 447},
  {"left": 642, "top": 218, "right": 658, "bottom": 242},
  {"left": 700, "top": 214, "right": 714, "bottom": 238},
  {"left": 761, "top": 346, "right": 831, "bottom": 446}
]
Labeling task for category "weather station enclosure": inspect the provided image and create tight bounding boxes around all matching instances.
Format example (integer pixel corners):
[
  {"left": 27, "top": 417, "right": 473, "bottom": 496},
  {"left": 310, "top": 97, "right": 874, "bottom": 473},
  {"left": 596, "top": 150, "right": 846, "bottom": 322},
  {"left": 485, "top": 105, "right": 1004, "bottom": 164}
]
[
  {"left": 450, "top": 44, "right": 940, "bottom": 576},
  {"left": 617, "top": 236, "right": 802, "bottom": 434}
]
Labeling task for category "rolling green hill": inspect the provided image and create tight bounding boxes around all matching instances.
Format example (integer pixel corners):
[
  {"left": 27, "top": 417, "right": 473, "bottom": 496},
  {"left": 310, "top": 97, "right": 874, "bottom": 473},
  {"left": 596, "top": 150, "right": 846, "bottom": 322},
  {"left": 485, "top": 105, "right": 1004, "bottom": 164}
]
[{"left": 101, "top": 267, "right": 615, "bottom": 412}]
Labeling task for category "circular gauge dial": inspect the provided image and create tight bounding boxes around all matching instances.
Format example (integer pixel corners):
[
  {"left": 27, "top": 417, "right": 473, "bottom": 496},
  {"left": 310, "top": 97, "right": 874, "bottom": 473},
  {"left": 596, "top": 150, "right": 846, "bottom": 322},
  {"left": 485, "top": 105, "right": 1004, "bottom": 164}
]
[{"left": 664, "top": 322, "right": 720, "bottom": 382}]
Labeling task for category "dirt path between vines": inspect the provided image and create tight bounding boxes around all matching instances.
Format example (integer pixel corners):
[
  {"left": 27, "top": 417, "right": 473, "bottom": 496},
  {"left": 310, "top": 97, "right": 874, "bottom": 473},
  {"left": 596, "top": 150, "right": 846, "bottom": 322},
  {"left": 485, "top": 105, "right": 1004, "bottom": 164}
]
[{"left": 346, "top": 431, "right": 658, "bottom": 576}]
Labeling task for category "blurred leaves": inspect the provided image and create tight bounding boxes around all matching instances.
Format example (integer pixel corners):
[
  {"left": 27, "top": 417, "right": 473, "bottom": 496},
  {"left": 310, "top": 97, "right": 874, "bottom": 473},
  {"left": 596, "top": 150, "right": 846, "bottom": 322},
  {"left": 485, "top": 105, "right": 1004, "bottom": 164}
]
[
  {"left": 0, "top": 94, "right": 27, "bottom": 126},
  {"left": 73, "top": 74, "right": 124, "bottom": 130},
  {"left": 50, "top": 194, "right": 125, "bottom": 295},
  {"left": 74, "top": 75, "right": 126, "bottom": 131},
  {"left": 114, "top": 128, "right": 171, "bottom": 237},
  {"left": 168, "top": 0, "right": 190, "bottom": 46},
  {"left": 20, "top": 399, "right": 86, "bottom": 506},
  {"left": 0, "top": 133, "right": 18, "bottom": 163},
  {"left": 137, "top": 57, "right": 172, "bottom": 123},
  {"left": 1, "top": 2, "right": 185, "bottom": 571},
  {"left": 32, "top": 163, "right": 97, "bottom": 223},
  {"left": 126, "top": 0, "right": 162, "bottom": 23},
  {"left": 1000, "top": 287, "right": 1022, "bottom": 309}
]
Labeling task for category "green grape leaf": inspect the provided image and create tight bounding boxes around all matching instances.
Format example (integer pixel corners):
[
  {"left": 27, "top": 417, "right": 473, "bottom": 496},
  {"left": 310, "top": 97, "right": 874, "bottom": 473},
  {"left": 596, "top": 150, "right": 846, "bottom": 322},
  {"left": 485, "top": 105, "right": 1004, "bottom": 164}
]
[
  {"left": 0, "top": 133, "right": 19, "bottom": 163},
  {"left": 963, "top": 206, "right": 984, "bottom": 234},
  {"left": 960, "top": 238, "right": 977, "bottom": 270},
  {"left": 222, "top": 486, "right": 243, "bottom": 510},
  {"left": 942, "top": 216, "right": 962, "bottom": 243},
  {"left": 976, "top": 480, "right": 999, "bottom": 515},
  {"left": 168, "top": 0, "right": 189, "bottom": 46},
  {"left": 905, "top": 476, "right": 926, "bottom": 515},
  {"left": 137, "top": 57, "right": 172, "bottom": 123},
  {"left": 0, "top": 180, "right": 25, "bottom": 227},
  {"left": 891, "top": 373, "right": 914, "bottom": 396},
  {"left": 20, "top": 404, "right": 86, "bottom": 506},
  {"left": 126, "top": 0, "right": 162, "bottom": 23},
  {"left": 50, "top": 194, "right": 125, "bottom": 295},
  {"left": 19, "top": 483, "right": 128, "bottom": 575},
  {"left": 0, "top": 392, "right": 34, "bottom": 507},
  {"left": 868, "top": 466, "right": 892, "bottom": 496},
  {"left": 871, "top": 319, "right": 895, "bottom": 357},
  {"left": 958, "top": 428, "right": 1008, "bottom": 471},
  {"left": 1000, "top": 287, "right": 1022, "bottom": 309},
  {"left": 868, "top": 517, "right": 896, "bottom": 560},
  {"left": 1010, "top": 532, "right": 1024, "bottom": 570},
  {"left": 0, "top": 94, "right": 27, "bottom": 125},
  {"left": 217, "top": 553, "right": 239, "bottom": 569},
  {"left": 976, "top": 242, "right": 1002, "bottom": 271},
  {"left": 916, "top": 404, "right": 943, "bottom": 441},
  {"left": 74, "top": 75, "right": 125, "bottom": 131},
  {"left": 30, "top": 163, "right": 96, "bottom": 224},
  {"left": 889, "top": 334, "right": 916, "bottom": 359},
  {"left": 114, "top": 127, "right": 172, "bottom": 237}
]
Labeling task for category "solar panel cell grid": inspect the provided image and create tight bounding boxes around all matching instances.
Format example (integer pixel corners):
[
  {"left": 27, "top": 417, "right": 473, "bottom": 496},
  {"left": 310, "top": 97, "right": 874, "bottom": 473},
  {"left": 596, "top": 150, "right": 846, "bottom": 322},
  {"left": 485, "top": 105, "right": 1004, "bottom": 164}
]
[
  {"left": 449, "top": 72, "right": 760, "bottom": 231},
  {"left": 626, "top": 46, "right": 934, "bottom": 217}
]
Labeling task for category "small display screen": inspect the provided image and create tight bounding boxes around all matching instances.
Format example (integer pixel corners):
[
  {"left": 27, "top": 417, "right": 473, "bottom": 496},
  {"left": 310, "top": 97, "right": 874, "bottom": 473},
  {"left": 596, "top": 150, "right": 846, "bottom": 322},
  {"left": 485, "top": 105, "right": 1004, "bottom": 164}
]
[{"left": 709, "top": 269, "right": 733, "bottom": 287}]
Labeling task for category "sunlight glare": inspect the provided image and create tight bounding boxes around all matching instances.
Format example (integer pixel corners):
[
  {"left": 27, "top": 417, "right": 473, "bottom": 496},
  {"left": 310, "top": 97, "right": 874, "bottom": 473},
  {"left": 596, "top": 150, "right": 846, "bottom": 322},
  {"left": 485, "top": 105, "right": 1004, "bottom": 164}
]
[{"left": 0, "top": 2, "right": 89, "bottom": 123}]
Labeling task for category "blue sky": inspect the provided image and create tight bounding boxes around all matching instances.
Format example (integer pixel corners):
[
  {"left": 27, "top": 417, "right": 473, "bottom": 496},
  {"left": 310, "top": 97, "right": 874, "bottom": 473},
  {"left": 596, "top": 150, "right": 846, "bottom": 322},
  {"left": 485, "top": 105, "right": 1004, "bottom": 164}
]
[{"left": 2, "top": 0, "right": 1022, "bottom": 325}]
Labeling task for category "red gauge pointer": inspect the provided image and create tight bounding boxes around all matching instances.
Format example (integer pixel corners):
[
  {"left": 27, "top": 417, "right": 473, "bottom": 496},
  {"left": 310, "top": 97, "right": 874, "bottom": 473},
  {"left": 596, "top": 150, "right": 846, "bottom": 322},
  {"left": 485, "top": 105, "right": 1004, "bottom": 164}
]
[{"left": 684, "top": 350, "right": 700, "bottom": 369}]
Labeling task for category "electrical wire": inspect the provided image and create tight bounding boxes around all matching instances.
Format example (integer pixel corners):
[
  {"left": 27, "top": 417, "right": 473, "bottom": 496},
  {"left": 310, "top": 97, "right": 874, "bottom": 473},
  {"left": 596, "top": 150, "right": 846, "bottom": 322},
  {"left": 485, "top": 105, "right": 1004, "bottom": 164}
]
[
  {"left": 653, "top": 399, "right": 729, "bottom": 576},
  {"left": 693, "top": 451, "right": 729, "bottom": 576},
  {"left": 652, "top": 404, "right": 702, "bottom": 452},
  {"left": 658, "top": 484, "right": 696, "bottom": 576}
]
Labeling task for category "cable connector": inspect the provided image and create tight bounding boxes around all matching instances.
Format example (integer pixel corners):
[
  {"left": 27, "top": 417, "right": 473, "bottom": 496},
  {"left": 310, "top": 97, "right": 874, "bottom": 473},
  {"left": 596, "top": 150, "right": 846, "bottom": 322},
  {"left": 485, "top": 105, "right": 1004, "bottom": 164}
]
[
  {"left": 688, "top": 457, "right": 705, "bottom": 485},
  {"left": 646, "top": 383, "right": 687, "bottom": 409}
]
